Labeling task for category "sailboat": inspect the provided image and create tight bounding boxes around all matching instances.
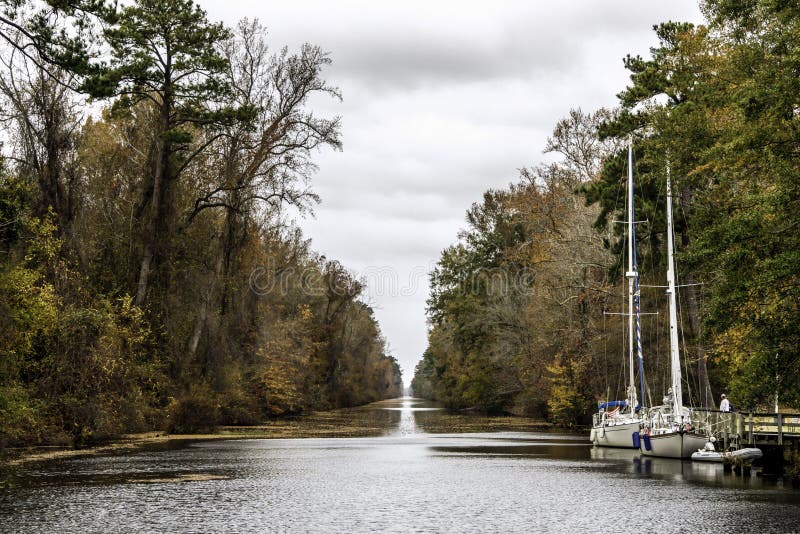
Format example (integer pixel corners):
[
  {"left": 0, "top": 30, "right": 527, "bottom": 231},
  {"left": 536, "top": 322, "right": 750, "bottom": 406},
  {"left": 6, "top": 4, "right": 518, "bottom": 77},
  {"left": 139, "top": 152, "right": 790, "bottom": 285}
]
[
  {"left": 590, "top": 145, "right": 644, "bottom": 448},
  {"left": 639, "top": 165, "right": 707, "bottom": 458}
]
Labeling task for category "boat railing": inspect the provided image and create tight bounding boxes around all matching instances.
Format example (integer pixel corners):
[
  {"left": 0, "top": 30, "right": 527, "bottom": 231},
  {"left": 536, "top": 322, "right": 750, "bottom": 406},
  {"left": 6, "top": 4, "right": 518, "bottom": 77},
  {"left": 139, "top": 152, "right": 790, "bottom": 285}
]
[
  {"left": 592, "top": 409, "right": 639, "bottom": 428},
  {"left": 592, "top": 411, "right": 612, "bottom": 428}
]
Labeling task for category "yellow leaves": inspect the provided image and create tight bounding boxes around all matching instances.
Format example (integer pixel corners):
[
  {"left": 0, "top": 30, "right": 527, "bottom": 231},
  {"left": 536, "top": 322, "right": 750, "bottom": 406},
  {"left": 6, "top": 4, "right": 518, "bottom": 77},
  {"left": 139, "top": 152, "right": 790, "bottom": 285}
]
[
  {"left": 91, "top": 296, "right": 150, "bottom": 378},
  {"left": 0, "top": 264, "right": 59, "bottom": 356},
  {"left": 298, "top": 303, "right": 314, "bottom": 322},
  {"left": 545, "top": 354, "right": 587, "bottom": 424},
  {"left": 0, "top": 383, "right": 42, "bottom": 442},
  {"left": 256, "top": 359, "right": 304, "bottom": 416},
  {"left": 712, "top": 324, "right": 752, "bottom": 367},
  {"left": 255, "top": 311, "right": 318, "bottom": 415},
  {"left": 22, "top": 212, "right": 62, "bottom": 267}
]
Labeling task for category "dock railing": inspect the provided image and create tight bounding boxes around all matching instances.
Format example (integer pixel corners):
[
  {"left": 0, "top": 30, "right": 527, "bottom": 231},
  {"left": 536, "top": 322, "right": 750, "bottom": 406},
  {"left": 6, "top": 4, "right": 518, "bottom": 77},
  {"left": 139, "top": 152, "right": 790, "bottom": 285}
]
[{"left": 690, "top": 409, "right": 800, "bottom": 447}]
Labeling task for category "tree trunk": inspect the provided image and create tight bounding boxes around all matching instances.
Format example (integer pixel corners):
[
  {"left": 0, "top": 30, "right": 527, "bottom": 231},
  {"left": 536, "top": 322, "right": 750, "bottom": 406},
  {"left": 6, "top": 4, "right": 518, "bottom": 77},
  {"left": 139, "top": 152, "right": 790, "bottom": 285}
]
[
  {"left": 219, "top": 207, "right": 238, "bottom": 317},
  {"left": 188, "top": 252, "right": 224, "bottom": 356},
  {"left": 189, "top": 202, "right": 240, "bottom": 362},
  {"left": 134, "top": 150, "right": 162, "bottom": 307},
  {"left": 134, "top": 96, "right": 171, "bottom": 307},
  {"left": 134, "top": 179, "right": 159, "bottom": 307}
]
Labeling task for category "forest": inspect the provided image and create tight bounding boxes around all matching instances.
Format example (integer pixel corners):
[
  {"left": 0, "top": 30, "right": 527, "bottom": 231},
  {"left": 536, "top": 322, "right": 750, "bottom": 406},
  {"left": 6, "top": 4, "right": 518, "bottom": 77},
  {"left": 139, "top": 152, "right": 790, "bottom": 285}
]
[
  {"left": 412, "top": 0, "right": 800, "bottom": 423},
  {"left": 0, "top": 0, "right": 402, "bottom": 448}
]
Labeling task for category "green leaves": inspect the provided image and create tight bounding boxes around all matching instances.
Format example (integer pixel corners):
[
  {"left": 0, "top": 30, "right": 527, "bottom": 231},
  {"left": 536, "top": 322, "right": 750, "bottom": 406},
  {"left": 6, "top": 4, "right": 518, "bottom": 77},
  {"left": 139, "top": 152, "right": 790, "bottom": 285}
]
[
  {"left": 0, "top": 1, "right": 115, "bottom": 91},
  {"left": 97, "top": 0, "right": 233, "bottom": 104},
  {"left": 418, "top": 158, "right": 614, "bottom": 417},
  {"left": 161, "top": 128, "right": 192, "bottom": 144},
  {"left": 0, "top": 173, "right": 32, "bottom": 246},
  {"left": 588, "top": 0, "right": 800, "bottom": 409}
]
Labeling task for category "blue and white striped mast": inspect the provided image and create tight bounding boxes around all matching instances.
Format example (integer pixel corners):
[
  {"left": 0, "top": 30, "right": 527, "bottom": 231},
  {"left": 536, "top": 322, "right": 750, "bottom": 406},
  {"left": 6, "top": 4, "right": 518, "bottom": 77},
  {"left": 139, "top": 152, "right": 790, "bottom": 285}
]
[{"left": 634, "top": 226, "right": 645, "bottom": 409}]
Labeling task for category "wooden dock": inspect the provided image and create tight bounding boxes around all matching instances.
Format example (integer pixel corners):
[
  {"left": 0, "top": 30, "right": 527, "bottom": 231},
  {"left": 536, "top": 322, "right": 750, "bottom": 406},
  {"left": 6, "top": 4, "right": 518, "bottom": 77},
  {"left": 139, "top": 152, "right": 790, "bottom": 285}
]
[{"left": 692, "top": 410, "right": 800, "bottom": 448}]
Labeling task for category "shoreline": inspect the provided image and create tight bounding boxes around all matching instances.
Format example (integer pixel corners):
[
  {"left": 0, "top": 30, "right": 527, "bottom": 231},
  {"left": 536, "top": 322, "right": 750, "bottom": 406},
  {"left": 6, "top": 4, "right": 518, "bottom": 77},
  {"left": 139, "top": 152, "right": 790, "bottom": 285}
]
[
  {"left": 2, "top": 401, "right": 557, "bottom": 467},
  {"left": 0, "top": 422, "right": 397, "bottom": 467}
]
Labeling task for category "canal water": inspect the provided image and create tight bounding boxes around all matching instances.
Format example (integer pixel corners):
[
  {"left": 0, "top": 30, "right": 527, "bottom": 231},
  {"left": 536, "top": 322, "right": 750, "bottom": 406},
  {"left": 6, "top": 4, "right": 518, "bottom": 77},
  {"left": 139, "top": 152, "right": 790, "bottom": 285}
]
[{"left": 2, "top": 397, "right": 799, "bottom": 533}]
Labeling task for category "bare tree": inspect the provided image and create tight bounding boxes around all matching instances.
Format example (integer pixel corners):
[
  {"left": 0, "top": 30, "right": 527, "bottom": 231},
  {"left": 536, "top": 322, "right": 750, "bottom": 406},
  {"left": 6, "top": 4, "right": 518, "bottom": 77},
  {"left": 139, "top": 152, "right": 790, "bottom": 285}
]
[
  {"left": 545, "top": 107, "right": 624, "bottom": 182},
  {"left": 0, "top": 42, "right": 83, "bottom": 234},
  {"left": 186, "top": 19, "right": 342, "bottom": 357}
]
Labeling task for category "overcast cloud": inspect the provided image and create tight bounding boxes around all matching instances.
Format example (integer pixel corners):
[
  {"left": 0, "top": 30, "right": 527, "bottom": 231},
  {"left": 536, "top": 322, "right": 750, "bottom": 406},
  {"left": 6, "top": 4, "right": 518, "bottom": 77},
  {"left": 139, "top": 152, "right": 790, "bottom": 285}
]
[{"left": 202, "top": 1, "right": 704, "bottom": 385}]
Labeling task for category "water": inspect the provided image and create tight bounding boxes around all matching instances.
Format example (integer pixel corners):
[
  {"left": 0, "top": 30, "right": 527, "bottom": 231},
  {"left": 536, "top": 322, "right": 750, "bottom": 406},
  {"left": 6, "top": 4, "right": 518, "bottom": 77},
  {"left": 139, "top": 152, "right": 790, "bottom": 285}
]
[{"left": 2, "top": 397, "right": 799, "bottom": 533}]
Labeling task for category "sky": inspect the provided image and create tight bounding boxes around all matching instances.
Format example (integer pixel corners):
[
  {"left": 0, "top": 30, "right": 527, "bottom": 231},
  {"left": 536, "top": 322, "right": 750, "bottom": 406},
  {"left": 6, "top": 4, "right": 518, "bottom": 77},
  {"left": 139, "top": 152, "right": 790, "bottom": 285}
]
[{"left": 202, "top": 1, "right": 705, "bottom": 385}]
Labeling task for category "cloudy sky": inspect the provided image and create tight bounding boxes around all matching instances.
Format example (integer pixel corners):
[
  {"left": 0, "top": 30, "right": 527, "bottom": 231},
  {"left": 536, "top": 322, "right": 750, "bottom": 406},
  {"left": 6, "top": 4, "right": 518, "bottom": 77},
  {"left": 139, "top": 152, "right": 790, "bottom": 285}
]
[{"left": 203, "top": 1, "right": 704, "bottom": 385}]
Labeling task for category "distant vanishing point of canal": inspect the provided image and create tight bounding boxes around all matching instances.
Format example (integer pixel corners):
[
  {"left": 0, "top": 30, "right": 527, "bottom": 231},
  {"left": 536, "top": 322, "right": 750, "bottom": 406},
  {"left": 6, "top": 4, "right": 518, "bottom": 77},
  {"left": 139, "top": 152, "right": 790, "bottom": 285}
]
[{"left": 2, "top": 397, "right": 800, "bottom": 533}]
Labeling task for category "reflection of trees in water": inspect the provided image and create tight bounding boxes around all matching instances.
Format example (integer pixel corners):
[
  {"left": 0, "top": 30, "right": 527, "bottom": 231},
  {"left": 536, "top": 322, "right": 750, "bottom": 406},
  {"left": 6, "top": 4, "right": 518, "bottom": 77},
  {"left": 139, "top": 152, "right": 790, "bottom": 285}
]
[
  {"left": 340, "top": 405, "right": 401, "bottom": 431},
  {"left": 291, "top": 402, "right": 403, "bottom": 436},
  {"left": 411, "top": 409, "right": 449, "bottom": 433},
  {"left": 411, "top": 408, "right": 548, "bottom": 435},
  {"left": 374, "top": 407, "right": 402, "bottom": 429}
]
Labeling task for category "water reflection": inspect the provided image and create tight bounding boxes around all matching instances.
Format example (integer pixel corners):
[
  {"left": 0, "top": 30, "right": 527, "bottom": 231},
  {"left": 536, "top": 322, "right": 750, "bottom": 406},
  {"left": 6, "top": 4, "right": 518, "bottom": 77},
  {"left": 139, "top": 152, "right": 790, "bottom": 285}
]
[
  {"left": 390, "top": 396, "right": 425, "bottom": 437},
  {"left": 2, "top": 396, "right": 799, "bottom": 533},
  {"left": 589, "top": 442, "right": 787, "bottom": 491}
]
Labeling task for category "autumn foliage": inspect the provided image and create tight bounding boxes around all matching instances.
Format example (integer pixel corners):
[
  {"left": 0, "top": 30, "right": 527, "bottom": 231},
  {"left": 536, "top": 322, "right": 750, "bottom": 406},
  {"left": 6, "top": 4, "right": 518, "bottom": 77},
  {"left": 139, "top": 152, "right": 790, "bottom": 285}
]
[
  {"left": 0, "top": 2, "right": 401, "bottom": 447},
  {"left": 415, "top": 0, "right": 800, "bottom": 420}
]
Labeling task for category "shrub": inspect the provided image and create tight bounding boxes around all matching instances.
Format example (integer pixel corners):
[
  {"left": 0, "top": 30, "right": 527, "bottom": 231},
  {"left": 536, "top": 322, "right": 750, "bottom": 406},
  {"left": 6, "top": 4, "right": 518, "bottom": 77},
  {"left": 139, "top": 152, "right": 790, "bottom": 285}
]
[{"left": 166, "top": 384, "right": 221, "bottom": 434}]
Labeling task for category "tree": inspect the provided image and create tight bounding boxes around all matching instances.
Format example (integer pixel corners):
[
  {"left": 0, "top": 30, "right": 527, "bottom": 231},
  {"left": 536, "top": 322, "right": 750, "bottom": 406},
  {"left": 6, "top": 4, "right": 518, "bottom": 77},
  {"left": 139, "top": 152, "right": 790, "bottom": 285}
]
[
  {"left": 545, "top": 108, "right": 624, "bottom": 182},
  {"left": 0, "top": 1, "right": 114, "bottom": 92},
  {"left": 586, "top": 5, "right": 800, "bottom": 409},
  {"left": 184, "top": 19, "right": 341, "bottom": 356},
  {"left": 418, "top": 154, "right": 614, "bottom": 418},
  {"left": 584, "top": 22, "right": 719, "bottom": 407},
  {"left": 0, "top": 2, "right": 400, "bottom": 448},
  {"left": 0, "top": 45, "right": 82, "bottom": 233},
  {"left": 688, "top": 0, "right": 800, "bottom": 408},
  {"left": 97, "top": 0, "right": 243, "bottom": 306}
]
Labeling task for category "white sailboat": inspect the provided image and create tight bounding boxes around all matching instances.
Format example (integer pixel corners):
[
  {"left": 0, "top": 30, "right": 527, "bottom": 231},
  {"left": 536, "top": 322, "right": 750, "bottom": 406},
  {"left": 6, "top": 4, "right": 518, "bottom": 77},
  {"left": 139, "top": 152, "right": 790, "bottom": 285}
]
[
  {"left": 639, "top": 165, "right": 706, "bottom": 458},
  {"left": 590, "top": 145, "right": 643, "bottom": 448}
]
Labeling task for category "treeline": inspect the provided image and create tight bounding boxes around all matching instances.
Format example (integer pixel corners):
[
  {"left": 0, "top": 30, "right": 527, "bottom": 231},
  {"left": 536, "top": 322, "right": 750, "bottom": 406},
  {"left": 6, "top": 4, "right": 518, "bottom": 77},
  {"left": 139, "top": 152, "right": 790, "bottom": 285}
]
[
  {"left": 0, "top": 1, "right": 401, "bottom": 448},
  {"left": 412, "top": 0, "right": 800, "bottom": 422}
]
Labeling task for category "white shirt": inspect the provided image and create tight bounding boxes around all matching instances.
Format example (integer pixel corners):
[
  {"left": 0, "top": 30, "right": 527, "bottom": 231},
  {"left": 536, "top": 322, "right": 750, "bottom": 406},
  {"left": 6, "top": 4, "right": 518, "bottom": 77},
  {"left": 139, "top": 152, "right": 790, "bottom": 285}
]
[{"left": 720, "top": 398, "right": 730, "bottom": 412}]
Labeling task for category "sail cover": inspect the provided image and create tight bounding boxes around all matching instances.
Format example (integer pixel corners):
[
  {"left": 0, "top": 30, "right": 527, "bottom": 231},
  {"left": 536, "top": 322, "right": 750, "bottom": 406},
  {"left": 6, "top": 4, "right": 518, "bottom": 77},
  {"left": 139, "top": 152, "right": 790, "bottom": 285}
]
[{"left": 599, "top": 400, "right": 628, "bottom": 410}]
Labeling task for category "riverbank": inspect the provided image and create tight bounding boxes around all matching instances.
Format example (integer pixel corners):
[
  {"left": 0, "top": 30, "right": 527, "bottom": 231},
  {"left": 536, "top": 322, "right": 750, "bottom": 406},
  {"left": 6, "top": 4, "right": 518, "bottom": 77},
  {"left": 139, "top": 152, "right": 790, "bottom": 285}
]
[
  {"left": 4, "top": 397, "right": 798, "bottom": 533},
  {"left": 2, "top": 398, "right": 553, "bottom": 467}
]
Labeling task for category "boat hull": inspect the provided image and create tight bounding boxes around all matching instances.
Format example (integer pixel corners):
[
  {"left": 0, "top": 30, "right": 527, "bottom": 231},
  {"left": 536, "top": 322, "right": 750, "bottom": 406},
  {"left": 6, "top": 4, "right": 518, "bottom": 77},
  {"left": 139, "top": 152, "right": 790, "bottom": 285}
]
[
  {"left": 640, "top": 431, "right": 707, "bottom": 459},
  {"left": 591, "top": 420, "right": 640, "bottom": 448},
  {"left": 691, "top": 448, "right": 763, "bottom": 463},
  {"left": 690, "top": 450, "right": 724, "bottom": 462}
]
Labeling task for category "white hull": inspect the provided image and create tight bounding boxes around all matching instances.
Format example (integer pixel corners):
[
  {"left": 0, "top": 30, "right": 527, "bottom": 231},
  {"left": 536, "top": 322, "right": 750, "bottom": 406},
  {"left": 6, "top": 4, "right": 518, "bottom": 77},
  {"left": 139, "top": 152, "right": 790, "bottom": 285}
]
[
  {"left": 640, "top": 431, "right": 707, "bottom": 459},
  {"left": 691, "top": 447, "right": 763, "bottom": 463},
  {"left": 591, "top": 420, "right": 640, "bottom": 448}
]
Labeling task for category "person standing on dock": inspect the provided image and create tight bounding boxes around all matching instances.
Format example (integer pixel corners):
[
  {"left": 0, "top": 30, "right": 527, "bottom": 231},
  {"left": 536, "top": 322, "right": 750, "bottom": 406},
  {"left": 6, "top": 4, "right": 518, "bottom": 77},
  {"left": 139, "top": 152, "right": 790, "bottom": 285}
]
[{"left": 720, "top": 394, "right": 731, "bottom": 412}]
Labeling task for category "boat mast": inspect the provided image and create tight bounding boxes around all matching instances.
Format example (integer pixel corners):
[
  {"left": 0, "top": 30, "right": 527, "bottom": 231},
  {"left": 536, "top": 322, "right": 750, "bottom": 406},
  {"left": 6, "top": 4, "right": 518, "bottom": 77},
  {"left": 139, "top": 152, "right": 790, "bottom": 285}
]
[
  {"left": 665, "top": 165, "right": 683, "bottom": 417},
  {"left": 626, "top": 145, "right": 638, "bottom": 412}
]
